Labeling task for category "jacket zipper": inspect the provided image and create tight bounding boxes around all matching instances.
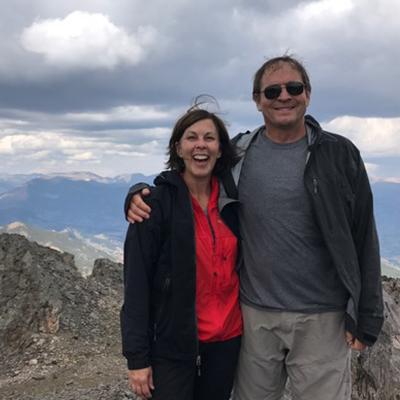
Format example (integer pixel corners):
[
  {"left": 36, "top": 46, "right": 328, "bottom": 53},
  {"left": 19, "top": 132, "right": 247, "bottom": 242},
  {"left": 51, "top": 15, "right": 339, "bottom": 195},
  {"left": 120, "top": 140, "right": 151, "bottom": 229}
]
[
  {"left": 313, "top": 178, "right": 318, "bottom": 194},
  {"left": 219, "top": 201, "right": 242, "bottom": 271},
  {"left": 196, "top": 355, "right": 202, "bottom": 376},
  {"left": 205, "top": 212, "right": 216, "bottom": 250},
  {"left": 153, "top": 276, "right": 171, "bottom": 341},
  {"left": 204, "top": 206, "right": 227, "bottom": 340}
]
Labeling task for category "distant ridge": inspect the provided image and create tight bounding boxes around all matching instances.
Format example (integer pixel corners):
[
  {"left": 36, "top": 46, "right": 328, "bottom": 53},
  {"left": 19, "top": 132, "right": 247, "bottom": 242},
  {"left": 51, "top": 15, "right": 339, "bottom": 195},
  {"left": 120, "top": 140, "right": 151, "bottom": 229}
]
[
  {"left": 0, "top": 222, "right": 122, "bottom": 275},
  {"left": 0, "top": 171, "right": 157, "bottom": 195},
  {"left": 0, "top": 172, "right": 399, "bottom": 273},
  {"left": 0, "top": 172, "right": 156, "bottom": 241}
]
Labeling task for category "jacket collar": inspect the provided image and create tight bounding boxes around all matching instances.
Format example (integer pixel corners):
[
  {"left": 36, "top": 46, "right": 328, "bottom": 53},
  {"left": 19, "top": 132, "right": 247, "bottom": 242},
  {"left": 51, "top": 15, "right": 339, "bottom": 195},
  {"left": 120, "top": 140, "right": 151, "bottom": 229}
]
[{"left": 239, "top": 115, "right": 323, "bottom": 150}]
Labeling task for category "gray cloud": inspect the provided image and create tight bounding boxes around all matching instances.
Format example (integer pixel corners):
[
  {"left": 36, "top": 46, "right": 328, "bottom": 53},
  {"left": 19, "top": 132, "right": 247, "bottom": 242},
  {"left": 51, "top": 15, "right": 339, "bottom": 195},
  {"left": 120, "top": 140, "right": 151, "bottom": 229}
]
[{"left": 0, "top": 0, "right": 399, "bottom": 178}]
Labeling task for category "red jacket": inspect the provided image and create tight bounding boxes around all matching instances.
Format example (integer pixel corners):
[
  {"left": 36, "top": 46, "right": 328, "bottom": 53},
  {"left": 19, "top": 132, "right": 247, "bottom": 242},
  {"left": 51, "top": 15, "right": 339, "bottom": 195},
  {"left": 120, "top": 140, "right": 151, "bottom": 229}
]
[{"left": 191, "top": 176, "right": 242, "bottom": 342}]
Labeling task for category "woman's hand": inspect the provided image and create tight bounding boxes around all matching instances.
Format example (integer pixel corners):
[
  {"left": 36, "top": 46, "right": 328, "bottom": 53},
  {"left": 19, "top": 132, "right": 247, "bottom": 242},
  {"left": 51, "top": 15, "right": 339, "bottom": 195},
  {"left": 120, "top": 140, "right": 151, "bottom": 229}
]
[{"left": 129, "top": 366, "right": 155, "bottom": 399}]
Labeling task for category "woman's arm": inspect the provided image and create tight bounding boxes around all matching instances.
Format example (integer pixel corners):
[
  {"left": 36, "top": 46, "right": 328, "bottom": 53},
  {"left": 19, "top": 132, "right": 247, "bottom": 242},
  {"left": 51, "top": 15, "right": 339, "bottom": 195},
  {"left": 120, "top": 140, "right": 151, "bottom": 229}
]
[{"left": 121, "top": 195, "right": 162, "bottom": 369}]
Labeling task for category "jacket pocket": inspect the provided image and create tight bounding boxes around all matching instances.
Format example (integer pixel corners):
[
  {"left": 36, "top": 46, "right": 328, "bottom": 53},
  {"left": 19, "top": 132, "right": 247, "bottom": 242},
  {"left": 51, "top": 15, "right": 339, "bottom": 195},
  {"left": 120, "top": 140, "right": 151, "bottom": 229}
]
[{"left": 153, "top": 276, "right": 171, "bottom": 341}]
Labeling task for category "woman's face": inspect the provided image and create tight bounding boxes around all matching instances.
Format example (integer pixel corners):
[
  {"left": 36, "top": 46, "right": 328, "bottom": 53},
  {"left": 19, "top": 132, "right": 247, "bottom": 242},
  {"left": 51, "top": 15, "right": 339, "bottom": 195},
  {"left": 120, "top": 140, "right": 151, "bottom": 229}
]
[{"left": 177, "top": 118, "right": 221, "bottom": 182}]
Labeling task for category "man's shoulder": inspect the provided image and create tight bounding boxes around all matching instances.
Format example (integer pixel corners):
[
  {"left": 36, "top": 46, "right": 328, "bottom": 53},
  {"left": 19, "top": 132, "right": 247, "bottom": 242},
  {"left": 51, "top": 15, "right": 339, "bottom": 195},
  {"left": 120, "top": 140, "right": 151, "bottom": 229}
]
[
  {"left": 314, "top": 131, "right": 362, "bottom": 179},
  {"left": 231, "top": 126, "right": 264, "bottom": 146},
  {"left": 319, "top": 130, "right": 360, "bottom": 155},
  {"left": 231, "top": 130, "right": 251, "bottom": 144},
  {"left": 306, "top": 115, "right": 358, "bottom": 150}
]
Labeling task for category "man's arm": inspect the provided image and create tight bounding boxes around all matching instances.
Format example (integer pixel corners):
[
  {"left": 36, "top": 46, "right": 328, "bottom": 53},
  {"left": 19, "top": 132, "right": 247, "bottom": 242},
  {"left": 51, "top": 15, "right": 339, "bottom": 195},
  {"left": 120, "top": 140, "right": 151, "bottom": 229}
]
[
  {"left": 124, "top": 183, "right": 153, "bottom": 223},
  {"left": 352, "top": 154, "right": 384, "bottom": 345},
  {"left": 126, "top": 188, "right": 152, "bottom": 223}
]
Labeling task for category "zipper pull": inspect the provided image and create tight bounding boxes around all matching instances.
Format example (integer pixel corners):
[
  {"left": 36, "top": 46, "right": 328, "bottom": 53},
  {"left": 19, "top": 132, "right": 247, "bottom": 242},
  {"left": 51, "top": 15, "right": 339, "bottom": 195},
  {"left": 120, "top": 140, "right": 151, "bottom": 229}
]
[
  {"left": 154, "top": 323, "right": 157, "bottom": 341},
  {"left": 313, "top": 178, "right": 318, "bottom": 194},
  {"left": 196, "top": 355, "right": 201, "bottom": 376}
]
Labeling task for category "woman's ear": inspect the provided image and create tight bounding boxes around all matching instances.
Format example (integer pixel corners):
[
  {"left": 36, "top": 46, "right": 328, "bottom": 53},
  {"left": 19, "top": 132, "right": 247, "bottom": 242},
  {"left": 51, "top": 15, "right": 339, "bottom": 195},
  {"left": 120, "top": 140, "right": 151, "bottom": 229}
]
[{"left": 176, "top": 141, "right": 182, "bottom": 157}]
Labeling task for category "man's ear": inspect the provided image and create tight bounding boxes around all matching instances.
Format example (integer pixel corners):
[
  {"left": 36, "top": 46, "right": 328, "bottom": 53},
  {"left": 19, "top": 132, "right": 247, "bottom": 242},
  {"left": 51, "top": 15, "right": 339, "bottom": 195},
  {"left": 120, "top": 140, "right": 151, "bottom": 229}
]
[
  {"left": 253, "top": 95, "right": 262, "bottom": 112},
  {"left": 305, "top": 89, "right": 311, "bottom": 107}
]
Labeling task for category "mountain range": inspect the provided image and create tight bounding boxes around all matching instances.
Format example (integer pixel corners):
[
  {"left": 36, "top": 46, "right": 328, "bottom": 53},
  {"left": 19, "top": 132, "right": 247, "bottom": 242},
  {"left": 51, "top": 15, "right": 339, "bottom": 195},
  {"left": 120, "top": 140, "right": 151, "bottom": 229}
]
[
  {"left": 0, "top": 172, "right": 399, "bottom": 275},
  {"left": 0, "top": 171, "right": 155, "bottom": 242}
]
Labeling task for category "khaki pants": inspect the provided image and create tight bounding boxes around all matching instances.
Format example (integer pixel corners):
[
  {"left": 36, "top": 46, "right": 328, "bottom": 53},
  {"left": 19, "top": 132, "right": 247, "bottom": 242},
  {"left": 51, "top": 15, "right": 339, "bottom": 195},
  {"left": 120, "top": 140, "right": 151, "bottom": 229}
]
[{"left": 232, "top": 304, "right": 351, "bottom": 400}]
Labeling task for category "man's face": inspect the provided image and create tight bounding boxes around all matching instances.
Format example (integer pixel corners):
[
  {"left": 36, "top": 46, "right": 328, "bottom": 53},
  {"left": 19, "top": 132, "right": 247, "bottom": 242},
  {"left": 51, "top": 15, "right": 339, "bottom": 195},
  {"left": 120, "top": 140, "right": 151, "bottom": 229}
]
[{"left": 255, "top": 62, "right": 311, "bottom": 131}]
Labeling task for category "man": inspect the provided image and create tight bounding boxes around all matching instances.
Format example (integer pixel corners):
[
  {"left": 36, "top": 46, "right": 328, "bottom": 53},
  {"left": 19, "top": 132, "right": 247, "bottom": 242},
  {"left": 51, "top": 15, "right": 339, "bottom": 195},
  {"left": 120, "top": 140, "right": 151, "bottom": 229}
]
[{"left": 125, "top": 55, "right": 384, "bottom": 400}]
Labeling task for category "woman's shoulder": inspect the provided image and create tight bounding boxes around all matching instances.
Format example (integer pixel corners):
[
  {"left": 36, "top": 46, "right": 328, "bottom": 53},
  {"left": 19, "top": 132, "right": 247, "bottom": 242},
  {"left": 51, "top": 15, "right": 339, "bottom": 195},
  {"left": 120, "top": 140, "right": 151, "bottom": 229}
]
[
  {"left": 150, "top": 171, "right": 180, "bottom": 197},
  {"left": 146, "top": 171, "right": 184, "bottom": 212}
]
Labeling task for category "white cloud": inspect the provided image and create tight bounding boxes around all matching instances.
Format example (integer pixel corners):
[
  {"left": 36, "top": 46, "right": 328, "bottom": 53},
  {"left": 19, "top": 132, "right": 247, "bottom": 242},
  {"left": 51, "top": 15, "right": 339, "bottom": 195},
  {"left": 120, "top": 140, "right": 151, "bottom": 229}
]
[
  {"left": 300, "top": 0, "right": 353, "bottom": 20},
  {"left": 322, "top": 116, "right": 400, "bottom": 157},
  {"left": 0, "top": 126, "right": 167, "bottom": 176},
  {"left": 27, "top": 150, "right": 51, "bottom": 160},
  {"left": 20, "top": 11, "right": 157, "bottom": 70},
  {"left": 69, "top": 151, "right": 96, "bottom": 161},
  {"left": 66, "top": 105, "right": 170, "bottom": 122},
  {"left": 0, "top": 132, "right": 60, "bottom": 154}
]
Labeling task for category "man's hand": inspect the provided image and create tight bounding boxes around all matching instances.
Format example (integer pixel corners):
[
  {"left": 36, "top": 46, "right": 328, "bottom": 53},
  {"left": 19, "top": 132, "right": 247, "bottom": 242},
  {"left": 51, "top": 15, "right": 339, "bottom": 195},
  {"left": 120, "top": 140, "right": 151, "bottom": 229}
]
[
  {"left": 346, "top": 331, "right": 367, "bottom": 351},
  {"left": 129, "top": 366, "right": 155, "bottom": 399},
  {"left": 127, "top": 188, "right": 152, "bottom": 224}
]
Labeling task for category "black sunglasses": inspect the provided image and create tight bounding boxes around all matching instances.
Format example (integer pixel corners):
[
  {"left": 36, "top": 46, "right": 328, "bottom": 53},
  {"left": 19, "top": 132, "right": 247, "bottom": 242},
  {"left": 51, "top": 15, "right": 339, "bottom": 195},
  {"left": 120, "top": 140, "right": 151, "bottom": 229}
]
[{"left": 261, "top": 82, "right": 305, "bottom": 100}]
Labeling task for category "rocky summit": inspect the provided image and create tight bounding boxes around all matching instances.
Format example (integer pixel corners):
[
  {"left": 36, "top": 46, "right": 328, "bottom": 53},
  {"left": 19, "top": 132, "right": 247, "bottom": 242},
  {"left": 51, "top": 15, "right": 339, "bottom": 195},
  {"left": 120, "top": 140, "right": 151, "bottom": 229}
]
[
  {"left": 0, "top": 233, "right": 400, "bottom": 399},
  {"left": 0, "top": 233, "right": 136, "bottom": 400}
]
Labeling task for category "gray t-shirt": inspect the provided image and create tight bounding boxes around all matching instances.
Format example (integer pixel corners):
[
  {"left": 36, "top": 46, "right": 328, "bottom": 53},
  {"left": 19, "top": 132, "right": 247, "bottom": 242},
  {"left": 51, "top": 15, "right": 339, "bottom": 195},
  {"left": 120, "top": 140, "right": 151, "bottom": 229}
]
[{"left": 238, "top": 130, "right": 348, "bottom": 312}]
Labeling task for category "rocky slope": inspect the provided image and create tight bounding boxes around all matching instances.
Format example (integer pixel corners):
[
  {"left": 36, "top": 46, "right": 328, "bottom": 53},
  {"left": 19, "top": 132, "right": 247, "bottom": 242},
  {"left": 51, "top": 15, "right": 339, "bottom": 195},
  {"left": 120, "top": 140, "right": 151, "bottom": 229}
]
[
  {"left": 0, "top": 233, "right": 136, "bottom": 400},
  {"left": 1, "top": 233, "right": 399, "bottom": 399},
  {"left": 351, "top": 276, "right": 400, "bottom": 399}
]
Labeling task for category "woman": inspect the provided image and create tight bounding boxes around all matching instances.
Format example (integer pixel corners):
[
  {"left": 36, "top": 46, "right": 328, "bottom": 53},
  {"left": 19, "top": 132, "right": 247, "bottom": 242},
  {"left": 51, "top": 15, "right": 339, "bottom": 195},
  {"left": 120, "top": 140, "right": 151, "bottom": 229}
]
[{"left": 121, "top": 102, "right": 242, "bottom": 400}]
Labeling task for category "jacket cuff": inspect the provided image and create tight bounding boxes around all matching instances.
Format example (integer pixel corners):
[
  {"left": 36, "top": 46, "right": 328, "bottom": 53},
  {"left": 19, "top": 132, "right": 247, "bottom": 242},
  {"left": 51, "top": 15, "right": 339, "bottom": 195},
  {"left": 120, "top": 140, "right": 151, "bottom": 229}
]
[
  {"left": 356, "top": 331, "right": 378, "bottom": 347},
  {"left": 127, "top": 357, "right": 151, "bottom": 370}
]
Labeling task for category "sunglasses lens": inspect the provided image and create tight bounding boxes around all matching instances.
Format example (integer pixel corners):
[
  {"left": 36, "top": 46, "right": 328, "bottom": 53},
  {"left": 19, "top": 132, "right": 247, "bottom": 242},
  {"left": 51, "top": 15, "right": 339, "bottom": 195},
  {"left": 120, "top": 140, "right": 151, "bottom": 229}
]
[
  {"left": 263, "top": 85, "right": 281, "bottom": 99},
  {"left": 286, "top": 82, "right": 305, "bottom": 96},
  {"left": 263, "top": 82, "right": 305, "bottom": 99}
]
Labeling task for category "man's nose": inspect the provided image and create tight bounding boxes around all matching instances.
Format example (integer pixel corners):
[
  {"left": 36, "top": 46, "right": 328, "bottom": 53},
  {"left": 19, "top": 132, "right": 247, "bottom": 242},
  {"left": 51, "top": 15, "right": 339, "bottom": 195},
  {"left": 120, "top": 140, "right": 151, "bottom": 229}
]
[{"left": 277, "top": 86, "right": 292, "bottom": 100}]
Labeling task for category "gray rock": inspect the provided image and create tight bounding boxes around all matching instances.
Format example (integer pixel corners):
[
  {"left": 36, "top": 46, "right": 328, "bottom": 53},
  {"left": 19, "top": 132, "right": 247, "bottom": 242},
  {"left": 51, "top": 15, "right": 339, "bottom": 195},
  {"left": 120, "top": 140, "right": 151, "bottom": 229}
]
[
  {"left": 90, "top": 258, "right": 123, "bottom": 289},
  {"left": 0, "top": 233, "right": 77, "bottom": 356},
  {"left": 351, "top": 278, "right": 400, "bottom": 399},
  {"left": 1, "top": 232, "right": 400, "bottom": 400},
  {"left": 0, "top": 233, "right": 123, "bottom": 361}
]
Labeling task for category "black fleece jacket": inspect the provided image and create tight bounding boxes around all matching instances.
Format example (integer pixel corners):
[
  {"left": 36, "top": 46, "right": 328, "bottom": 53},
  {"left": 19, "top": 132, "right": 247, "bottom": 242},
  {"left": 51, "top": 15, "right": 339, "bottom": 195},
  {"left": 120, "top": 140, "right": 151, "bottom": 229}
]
[
  {"left": 120, "top": 170, "right": 240, "bottom": 369},
  {"left": 227, "top": 115, "right": 384, "bottom": 345}
]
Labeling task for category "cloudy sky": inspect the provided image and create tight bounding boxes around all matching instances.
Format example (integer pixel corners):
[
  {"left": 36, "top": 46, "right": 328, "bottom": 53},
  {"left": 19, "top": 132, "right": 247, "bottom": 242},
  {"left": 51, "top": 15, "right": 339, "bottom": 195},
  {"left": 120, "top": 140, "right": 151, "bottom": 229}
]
[{"left": 1, "top": 0, "right": 399, "bottom": 180}]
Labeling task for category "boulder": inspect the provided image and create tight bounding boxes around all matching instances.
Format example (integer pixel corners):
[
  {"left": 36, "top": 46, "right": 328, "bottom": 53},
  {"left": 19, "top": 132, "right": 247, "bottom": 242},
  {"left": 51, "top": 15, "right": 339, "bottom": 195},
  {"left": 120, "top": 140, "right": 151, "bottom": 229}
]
[{"left": 0, "top": 233, "right": 123, "bottom": 359}]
